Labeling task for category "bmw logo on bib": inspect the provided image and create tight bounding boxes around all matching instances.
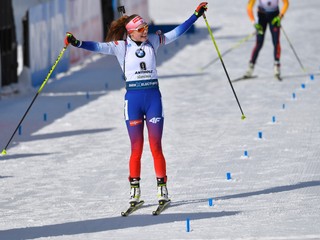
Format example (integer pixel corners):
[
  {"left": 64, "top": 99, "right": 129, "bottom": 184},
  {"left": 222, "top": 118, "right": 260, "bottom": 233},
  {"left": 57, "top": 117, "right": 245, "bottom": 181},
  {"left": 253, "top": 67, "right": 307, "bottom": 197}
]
[{"left": 135, "top": 48, "right": 146, "bottom": 58}]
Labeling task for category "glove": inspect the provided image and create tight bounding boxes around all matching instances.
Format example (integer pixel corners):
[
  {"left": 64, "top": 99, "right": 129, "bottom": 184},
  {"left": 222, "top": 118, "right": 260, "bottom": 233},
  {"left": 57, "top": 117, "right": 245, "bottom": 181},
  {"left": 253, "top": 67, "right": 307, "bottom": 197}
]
[
  {"left": 64, "top": 32, "right": 81, "bottom": 47},
  {"left": 271, "top": 16, "right": 281, "bottom": 27},
  {"left": 194, "top": 2, "right": 208, "bottom": 18},
  {"left": 254, "top": 23, "right": 263, "bottom": 35}
]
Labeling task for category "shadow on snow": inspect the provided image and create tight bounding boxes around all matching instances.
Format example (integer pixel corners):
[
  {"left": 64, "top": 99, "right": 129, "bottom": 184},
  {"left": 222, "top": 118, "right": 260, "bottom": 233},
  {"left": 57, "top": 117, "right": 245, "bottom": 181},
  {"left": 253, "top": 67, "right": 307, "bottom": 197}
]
[
  {"left": 1, "top": 128, "right": 114, "bottom": 154},
  {"left": 171, "top": 180, "right": 320, "bottom": 207},
  {"left": 0, "top": 152, "right": 52, "bottom": 162},
  {"left": 20, "top": 128, "right": 114, "bottom": 142},
  {"left": 0, "top": 211, "right": 239, "bottom": 239}
]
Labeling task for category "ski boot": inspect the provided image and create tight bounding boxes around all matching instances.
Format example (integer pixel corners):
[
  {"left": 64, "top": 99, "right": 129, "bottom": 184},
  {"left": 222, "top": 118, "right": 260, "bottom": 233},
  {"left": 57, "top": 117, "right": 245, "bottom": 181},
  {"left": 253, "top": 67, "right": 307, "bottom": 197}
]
[
  {"left": 244, "top": 62, "right": 254, "bottom": 78},
  {"left": 274, "top": 61, "right": 282, "bottom": 80},
  {"left": 157, "top": 177, "right": 170, "bottom": 203},
  {"left": 129, "top": 178, "right": 141, "bottom": 204}
]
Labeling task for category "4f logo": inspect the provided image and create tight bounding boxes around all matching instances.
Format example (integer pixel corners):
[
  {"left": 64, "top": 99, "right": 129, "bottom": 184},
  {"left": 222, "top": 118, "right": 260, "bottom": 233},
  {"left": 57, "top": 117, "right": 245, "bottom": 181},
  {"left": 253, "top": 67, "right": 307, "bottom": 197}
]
[{"left": 149, "top": 117, "right": 161, "bottom": 124}]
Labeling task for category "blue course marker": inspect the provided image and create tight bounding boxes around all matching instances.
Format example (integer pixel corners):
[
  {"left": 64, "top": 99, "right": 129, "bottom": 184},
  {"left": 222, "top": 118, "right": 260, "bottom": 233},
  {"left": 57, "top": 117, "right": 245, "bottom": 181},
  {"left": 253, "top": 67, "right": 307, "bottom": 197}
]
[
  {"left": 186, "top": 218, "right": 190, "bottom": 232},
  {"left": 226, "top": 172, "right": 232, "bottom": 180}
]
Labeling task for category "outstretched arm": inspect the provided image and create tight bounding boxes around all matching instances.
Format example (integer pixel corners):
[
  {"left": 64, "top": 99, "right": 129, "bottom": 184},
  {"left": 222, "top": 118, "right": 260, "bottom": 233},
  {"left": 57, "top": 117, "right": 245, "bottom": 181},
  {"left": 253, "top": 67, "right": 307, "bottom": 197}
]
[
  {"left": 64, "top": 32, "right": 115, "bottom": 55},
  {"left": 163, "top": 2, "right": 208, "bottom": 45}
]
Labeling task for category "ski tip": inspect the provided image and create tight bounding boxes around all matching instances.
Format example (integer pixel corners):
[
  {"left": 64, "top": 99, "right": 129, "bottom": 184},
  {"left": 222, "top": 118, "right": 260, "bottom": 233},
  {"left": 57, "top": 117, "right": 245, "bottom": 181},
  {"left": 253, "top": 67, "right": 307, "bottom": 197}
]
[
  {"left": 232, "top": 75, "right": 258, "bottom": 82},
  {"left": 1, "top": 149, "right": 7, "bottom": 156},
  {"left": 121, "top": 212, "right": 128, "bottom": 217}
]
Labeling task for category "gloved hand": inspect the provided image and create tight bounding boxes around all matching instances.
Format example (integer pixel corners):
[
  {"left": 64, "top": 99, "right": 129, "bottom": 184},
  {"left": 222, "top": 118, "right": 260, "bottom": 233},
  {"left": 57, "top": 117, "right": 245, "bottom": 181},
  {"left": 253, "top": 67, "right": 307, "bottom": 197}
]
[
  {"left": 64, "top": 32, "right": 81, "bottom": 47},
  {"left": 254, "top": 23, "right": 263, "bottom": 35},
  {"left": 271, "top": 16, "right": 281, "bottom": 27},
  {"left": 194, "top": 2, "right": 208, "bottom": 18}
]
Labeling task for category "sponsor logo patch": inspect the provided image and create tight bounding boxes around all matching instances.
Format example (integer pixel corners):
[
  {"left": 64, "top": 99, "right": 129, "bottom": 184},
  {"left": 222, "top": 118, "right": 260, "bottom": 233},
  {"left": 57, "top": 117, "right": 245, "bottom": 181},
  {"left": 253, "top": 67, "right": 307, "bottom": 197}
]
[
  {"left": 129, "top": 119, "right": 143, "bottom": 126},
  {"left": 149, "top": 117, "right": 161, "bottom": 124}
]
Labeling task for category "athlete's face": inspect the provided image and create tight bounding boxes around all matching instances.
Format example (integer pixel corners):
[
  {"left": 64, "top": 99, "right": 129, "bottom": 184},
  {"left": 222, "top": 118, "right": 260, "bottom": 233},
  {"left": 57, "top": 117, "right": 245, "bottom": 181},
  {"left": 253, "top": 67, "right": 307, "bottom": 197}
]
[{"left": 130, "top": 24, "right": 148, "bottom": 42}]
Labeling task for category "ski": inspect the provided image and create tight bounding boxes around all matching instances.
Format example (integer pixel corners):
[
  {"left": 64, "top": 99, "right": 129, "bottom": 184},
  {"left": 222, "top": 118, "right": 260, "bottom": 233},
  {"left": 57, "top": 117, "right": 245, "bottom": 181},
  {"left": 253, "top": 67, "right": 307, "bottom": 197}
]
[
  {"left": 232, "top": 75, "right": 258, "bottom": 82},
  {"left": 152, "top": 200, "right": 171, "bottom": 215},
  {"left": 121, "top": 200, "right": 145, "bottom": 217}
]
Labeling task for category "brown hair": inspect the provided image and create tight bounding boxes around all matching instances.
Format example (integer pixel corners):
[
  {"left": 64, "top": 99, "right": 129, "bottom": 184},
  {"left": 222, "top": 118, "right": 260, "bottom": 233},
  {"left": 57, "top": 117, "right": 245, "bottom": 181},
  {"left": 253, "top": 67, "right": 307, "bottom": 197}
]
[{"left": 105, "top": 14, "right": 138, "bottom": 42}]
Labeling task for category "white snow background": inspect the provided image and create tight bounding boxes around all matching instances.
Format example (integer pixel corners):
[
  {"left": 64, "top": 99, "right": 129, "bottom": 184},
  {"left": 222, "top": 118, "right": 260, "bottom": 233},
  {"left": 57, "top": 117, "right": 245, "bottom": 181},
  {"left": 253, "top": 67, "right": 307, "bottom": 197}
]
[{"left": 1, "top": 0, "right": 320, "bottom": 239}]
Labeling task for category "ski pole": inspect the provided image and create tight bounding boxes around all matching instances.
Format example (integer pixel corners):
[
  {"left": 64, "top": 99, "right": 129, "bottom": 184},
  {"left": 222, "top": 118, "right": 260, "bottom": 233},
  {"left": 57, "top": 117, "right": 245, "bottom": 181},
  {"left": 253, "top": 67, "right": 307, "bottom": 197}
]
[
  {"left": 201, "top": 31, "right": 255, "bottom": 71},
  {"left": 202, "top": 13, "right": 246, "bottom": 120},
  {"left": 281, "top": 26, "right": 306, "bottom": 72},
  {"left": 1, "top": 39, "right": 69, "bottom": 155}
]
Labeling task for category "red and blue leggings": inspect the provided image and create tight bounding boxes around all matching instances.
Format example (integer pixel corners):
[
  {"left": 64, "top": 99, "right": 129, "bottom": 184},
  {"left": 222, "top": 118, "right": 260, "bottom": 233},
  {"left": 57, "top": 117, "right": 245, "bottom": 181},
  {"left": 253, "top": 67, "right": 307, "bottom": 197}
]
[{"left": 124, "top": 87, "right": 166, "bottom": 181}]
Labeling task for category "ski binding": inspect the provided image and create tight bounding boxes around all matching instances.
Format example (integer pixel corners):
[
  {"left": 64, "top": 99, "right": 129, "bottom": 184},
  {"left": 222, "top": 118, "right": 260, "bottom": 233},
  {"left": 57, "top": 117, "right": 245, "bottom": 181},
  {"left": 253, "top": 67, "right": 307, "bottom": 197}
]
[
  {"left": 152, "top": 200, "right": 171, "bottom": 215},
  {"left": 121, "top": 200, "right": 144, "bottom": 217}
]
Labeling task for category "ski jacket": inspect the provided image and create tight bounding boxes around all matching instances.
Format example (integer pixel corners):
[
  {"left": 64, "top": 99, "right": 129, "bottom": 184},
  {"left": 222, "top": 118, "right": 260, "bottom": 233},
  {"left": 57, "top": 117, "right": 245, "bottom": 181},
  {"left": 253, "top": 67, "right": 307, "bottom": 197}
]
[
  {"left": 247, "top": 0, "right": 289, "bottom": 23},
  {"left": 76, "top": 14, "right": 198, "bottom": 84}
]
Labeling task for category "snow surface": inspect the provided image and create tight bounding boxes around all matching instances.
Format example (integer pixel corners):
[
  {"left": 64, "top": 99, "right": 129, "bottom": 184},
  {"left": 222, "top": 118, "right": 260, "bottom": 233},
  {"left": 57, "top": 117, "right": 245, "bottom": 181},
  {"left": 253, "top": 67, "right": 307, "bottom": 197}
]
[{"left": 1, "top": 0, "right": 320, "bottom": 239}]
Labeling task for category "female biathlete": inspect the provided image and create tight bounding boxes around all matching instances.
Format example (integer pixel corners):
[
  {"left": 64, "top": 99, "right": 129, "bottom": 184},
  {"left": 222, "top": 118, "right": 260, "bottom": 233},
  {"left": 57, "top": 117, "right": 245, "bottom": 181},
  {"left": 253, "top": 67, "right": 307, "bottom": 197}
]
[
  {"left": 244, "top": 0, "right": 289, "bottom": 80},
  {"left": 65, "top": 3, "right": 208, "bottom": 205}
]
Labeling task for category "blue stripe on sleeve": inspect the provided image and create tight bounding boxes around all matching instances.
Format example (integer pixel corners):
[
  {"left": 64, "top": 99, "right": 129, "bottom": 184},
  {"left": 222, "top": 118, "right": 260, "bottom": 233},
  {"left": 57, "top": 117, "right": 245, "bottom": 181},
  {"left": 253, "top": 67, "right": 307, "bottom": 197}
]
[
  {"left": 79, "top": 41, "right": 102, "bottom": 52},
  {"left": 164, "top": 14, "right": 198, "bottom": 45},
  {"left": 175, "top": 14, "right": 198, "bottom": 36}
]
